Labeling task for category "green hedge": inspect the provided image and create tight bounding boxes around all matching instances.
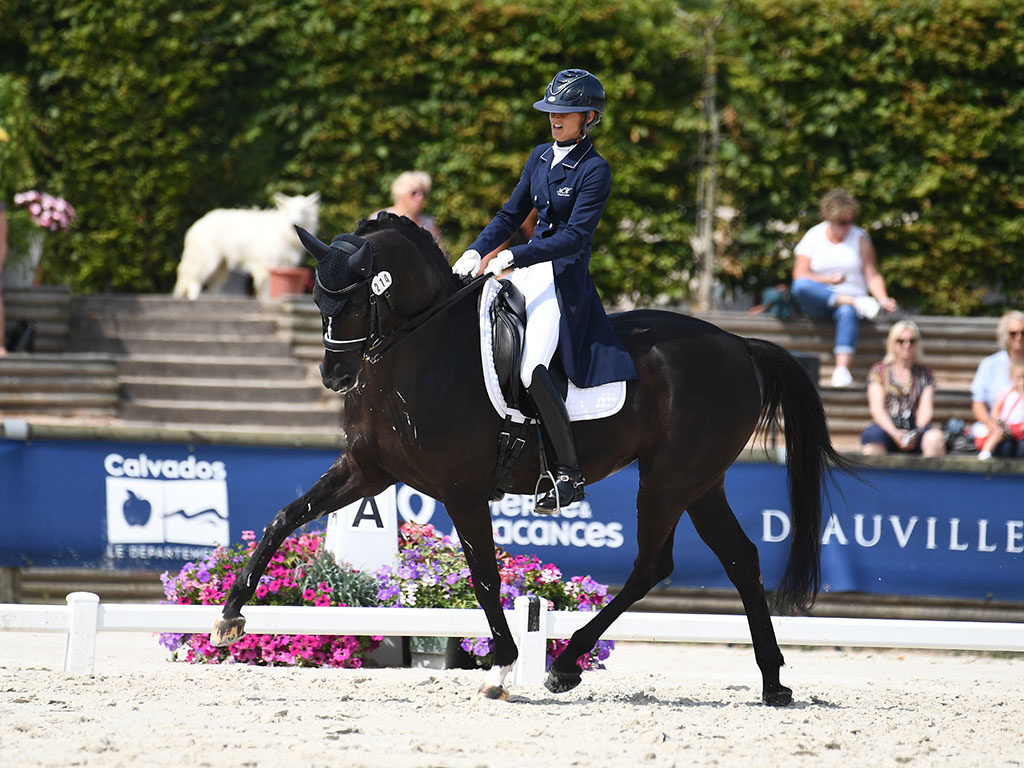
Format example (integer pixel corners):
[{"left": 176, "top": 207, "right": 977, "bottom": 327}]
[
  {"left": 1, "top": 0, "right": 1021, "bottom": 313},
  {"left": 0, "top": 0, "right": 701, "bottom": 300}
]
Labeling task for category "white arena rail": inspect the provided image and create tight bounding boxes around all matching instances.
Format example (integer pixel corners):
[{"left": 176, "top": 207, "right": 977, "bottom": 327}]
[{"left": 2, "top": 592, "right": 1023, "bottom": 679}]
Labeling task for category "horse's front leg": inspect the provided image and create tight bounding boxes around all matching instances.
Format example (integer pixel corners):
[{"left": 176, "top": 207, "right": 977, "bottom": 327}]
[
  {"left": 446, "top": 495, "right": 517, "bottom": 700},
  {"left": 211, "top": 453, "right": 391, "bottom": 646}
]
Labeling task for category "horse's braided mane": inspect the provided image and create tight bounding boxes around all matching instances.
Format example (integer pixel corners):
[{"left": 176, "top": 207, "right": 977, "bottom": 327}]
[{"left": 354, "top": 212, "right": 456, "bottom": 289}]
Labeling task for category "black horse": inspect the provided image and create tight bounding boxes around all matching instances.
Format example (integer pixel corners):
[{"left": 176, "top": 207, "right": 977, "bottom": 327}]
[{"left": 212, "top": 212, "right": 851, "bottom": 706}]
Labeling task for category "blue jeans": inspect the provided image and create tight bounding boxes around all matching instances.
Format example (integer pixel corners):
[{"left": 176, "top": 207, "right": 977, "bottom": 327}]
[{"left": 791, "top": 278, "right": 860, "bottom": 355}]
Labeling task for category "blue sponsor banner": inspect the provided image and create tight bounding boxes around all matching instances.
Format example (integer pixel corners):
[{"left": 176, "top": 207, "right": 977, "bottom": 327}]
[
  {"left": 0, "top": 439, "right": 336, "bottom": 570},
  {"left": 1, "top": 437, "right": 1022, "bottom": 601}
]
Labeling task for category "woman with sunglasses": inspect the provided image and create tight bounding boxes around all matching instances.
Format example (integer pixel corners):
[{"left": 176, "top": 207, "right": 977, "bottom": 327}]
[
  {"left": 451, "top": 69, "right": 639, "bottom": 512},
  {"left": 860, "top": 320, "right": 946, "bottom": 456},
  {"left": 791, "top": 188, "right": 897, "bottom": 387},
  {"left": 970, "top": 310, "right": 1024, "bottom": 446},
  {"left": 380, "top": 170, "right": 442, "bottom": 245}
]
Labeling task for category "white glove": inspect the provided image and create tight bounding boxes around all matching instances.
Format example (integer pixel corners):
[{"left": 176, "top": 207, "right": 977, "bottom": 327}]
[
  {"left": 452, "top": 249, "right": 481, "bottom": 277},
  {"left": 483, "top": 249, "right": 515, "bottom": 277}
]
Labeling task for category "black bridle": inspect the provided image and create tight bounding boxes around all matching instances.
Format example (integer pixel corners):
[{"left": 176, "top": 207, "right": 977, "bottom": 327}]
[{"left": 321, "top": 270, "right": 489, "bottom": 365}]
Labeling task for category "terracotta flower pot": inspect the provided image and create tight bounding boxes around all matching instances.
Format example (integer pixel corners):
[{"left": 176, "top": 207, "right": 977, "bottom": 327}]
[{"left": 267, "top": 266, "right": 311, "bottom": 298}]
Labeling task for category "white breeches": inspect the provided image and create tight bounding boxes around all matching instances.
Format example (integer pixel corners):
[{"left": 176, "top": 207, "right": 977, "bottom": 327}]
[{"left": 506, "top": 261, "right": 560, "bottom": 388}]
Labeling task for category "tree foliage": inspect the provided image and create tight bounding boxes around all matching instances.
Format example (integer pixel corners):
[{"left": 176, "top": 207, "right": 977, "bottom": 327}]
[
  {"left": 717, "top": 0, "right": 1024, "bottom": 313},
  {"left": 0, "top": 0, "right": 1021, "bottom": 313}
]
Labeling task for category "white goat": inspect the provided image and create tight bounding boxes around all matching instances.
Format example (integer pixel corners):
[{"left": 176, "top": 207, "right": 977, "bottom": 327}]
[{"left": 173, "top": 192, "right": 320, "bottom": 299}]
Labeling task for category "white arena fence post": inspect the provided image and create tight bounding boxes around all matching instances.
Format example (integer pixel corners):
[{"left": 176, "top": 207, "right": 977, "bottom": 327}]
[
  {"left": 511, "top": 595, "right": 548, "bottom": 685},
  {"left": 64, "top": 591, "right": 100, "bottom": 675}
]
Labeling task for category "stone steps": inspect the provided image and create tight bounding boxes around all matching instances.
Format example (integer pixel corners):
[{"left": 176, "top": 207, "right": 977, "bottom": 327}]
[
  {"left": 119, "top": 399, "right": 342, "bottom": 429},
  {"left": 119, "top": 376, "right": 325, "bottom": 404},
  {"left": 0, "top": 353, "right": 119, "bottom": 417},
  {"left": 71, "top": 333, "right": 294, "bottom": 357},
  {"left": 118, "top": 355, "right": 312, "bottom": 381},
  {"left": 2, "top": 293, "right": 341, "bottom": 429},
  {"left": 74, "top": 314, "right": 280, "bottom": 337},
  {"left": 72, "top": 293, "right": 265, "bottom": 316},
  {"left": 2, "top": 285, "right": 72, "bottom": 352}
]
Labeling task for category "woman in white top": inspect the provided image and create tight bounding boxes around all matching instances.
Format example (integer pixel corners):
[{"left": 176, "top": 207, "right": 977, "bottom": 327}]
[{"left": 791, "top": 188, "right": 896, "bottom": 387}]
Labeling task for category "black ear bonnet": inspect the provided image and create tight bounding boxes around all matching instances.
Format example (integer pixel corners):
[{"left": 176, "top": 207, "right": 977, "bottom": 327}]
[{"left": 294, "top": 226, "right": 376, "bottom": 316}]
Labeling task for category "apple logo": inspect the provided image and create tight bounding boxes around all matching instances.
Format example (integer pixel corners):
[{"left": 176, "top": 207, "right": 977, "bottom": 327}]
[{"left": 122, "top": 490, "right": 153, "bottom": 526}]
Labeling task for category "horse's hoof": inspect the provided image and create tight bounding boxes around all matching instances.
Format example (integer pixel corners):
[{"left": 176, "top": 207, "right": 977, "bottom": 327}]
[
  {"left": 477, "top": 683, "right": 509, "bottom": 701},
  {"left": 544, "top": 668, "right": 582, "bottom": 694},
  {"left": 210, "top": 616, "right": 246, "bottom": 647},
  {"left": 762, "top": 685, "right": 793, "bottom": 707}
]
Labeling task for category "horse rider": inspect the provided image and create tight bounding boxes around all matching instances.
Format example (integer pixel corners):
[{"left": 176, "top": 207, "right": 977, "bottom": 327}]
[{"left": 453, "top": 68, "right": 639, "bottom": 512}]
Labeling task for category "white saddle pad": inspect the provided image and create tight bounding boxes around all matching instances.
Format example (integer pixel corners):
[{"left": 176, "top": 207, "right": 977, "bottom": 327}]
[{"left": 478, "top": 278, "right": 627, "bottom": 424}]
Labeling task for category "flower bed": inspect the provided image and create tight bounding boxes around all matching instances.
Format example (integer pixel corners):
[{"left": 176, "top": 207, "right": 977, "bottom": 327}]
[
  {"left": 160, "top": 523, "right": 614, "bottom": 671},
  {"left": 159, "top": 530, "right": 382, "bottom": 667}
]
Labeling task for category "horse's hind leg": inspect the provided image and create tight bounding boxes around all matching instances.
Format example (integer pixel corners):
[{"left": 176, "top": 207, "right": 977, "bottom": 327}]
[
  {"left": 545, "top": 494, "right": 681, "bottom": 694},
  {"left": 687, "top": 482, "right": 791, "bottom": 706},
  {"left": 211, "top": 454, "right": 391, "bottom": 646}
]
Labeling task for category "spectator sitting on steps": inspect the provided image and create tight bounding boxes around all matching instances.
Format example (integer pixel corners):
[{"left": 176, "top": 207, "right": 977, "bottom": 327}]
[
  {"left": 860, "top": 320, "right": 946, "bottom": 457},
  {"left": 791, "top": 188, "right": 897, "bottom": 387},
  {"left": 977, "top": 360, "right": 1024, "bottom": 460},
  {"left": 970, "top": 310, "right": 1024, "bottom": 448}
]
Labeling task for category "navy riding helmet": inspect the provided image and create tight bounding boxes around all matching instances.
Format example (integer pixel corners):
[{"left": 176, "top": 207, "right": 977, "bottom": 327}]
[{"left": 533, "top": 69, "right": 605, "bottom": 130}]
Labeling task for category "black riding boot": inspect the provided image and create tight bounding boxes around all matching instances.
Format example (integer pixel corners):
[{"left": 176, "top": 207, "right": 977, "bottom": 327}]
[{"left": 527, "top": 364, "right": 585, "bottom": 512}]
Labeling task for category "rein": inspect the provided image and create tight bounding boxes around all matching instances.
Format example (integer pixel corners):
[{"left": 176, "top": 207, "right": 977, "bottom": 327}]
[{"left": 325, "top": 274, "right": 489, "bottom": 364}]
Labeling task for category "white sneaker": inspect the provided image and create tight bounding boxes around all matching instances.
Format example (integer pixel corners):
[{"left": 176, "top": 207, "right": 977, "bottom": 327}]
[
  {"left": 830, "top": 366, "right": 853, "bottom": 388},
  {"left": 978, "top": 450, "right": 992, "bottom": 461},
  {"left": 853, "top": 295, "right": 880, "bottom": 320}
]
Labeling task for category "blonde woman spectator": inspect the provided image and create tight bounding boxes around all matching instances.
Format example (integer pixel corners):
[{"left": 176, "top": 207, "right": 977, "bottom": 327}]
[
  {"left": 791, "top": 188, "right": 897, "bottom": 387},
  {"left": 977, "top": 360, "right": 1024, "bottom": 460},
  {"left": 860, "top": 320, "right": 946, "bottom": 457},
  {"left": 970, "top": 310, "right": 1024, "bottom": 445},
  {"left": 378, "top": 171, "right": 442, "bottom": 245}
]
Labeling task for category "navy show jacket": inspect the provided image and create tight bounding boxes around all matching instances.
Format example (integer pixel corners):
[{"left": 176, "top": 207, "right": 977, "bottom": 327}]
[{"left": 469, "top": 136, "right": 639, "bottom": 388}]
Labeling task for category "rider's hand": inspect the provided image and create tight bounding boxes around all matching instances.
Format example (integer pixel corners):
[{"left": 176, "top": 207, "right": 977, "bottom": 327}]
[
  {"left": 452, "top": 249, "right": 481, "bottom": 277},
  {"left": 483, "top": 249, "right": 515, "bottom": 277}
]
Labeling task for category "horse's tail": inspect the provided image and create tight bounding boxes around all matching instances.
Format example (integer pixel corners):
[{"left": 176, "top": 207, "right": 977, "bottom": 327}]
[{"left": 744, "top": 337, "right": 858, "bottom": 615}]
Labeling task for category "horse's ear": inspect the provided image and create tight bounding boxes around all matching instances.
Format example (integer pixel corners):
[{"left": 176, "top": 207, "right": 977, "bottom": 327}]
[
  {"left": 348, "top": 242, "right": 374, "bottom": 278},
  {"left": 294, "top": 225, "right": 330, "bottom": 263}
]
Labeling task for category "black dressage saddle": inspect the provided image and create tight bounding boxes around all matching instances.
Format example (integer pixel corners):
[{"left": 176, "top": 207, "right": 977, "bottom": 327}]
[{"left": 488, "top": 278, "right": 567, "bottom": 418}]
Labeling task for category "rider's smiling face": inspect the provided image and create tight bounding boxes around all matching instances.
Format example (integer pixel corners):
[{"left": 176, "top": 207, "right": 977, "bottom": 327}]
[{"left": 549, "top": 111, "right": 588, "bottom": 142}]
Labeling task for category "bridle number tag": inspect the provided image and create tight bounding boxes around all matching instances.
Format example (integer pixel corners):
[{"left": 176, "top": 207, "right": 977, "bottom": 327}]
[{"left": 371, "top": 271, "right": 393, "bottom": 296}]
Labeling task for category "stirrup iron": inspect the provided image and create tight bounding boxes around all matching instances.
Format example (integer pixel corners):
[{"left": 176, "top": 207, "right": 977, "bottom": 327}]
[{"left": 534, "top": 466, "right": 585, "bottom": 514}]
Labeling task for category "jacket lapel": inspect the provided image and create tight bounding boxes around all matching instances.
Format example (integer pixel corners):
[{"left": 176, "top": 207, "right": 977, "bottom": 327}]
[{"left": 547, "top": 136, "right": 593, "bottom": 183}]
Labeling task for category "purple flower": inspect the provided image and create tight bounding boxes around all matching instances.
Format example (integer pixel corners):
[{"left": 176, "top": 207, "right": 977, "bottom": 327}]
[{"left": 159, "top": 633, "right": 185, "bottom": 652}]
